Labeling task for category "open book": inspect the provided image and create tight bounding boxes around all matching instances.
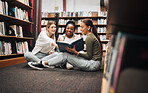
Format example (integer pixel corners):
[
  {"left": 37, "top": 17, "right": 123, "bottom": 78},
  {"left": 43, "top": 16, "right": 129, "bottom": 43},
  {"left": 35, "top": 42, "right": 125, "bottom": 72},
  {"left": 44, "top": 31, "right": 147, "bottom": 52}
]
[{"left": 56, "top": 38, "right": 84, "bottom": 53}]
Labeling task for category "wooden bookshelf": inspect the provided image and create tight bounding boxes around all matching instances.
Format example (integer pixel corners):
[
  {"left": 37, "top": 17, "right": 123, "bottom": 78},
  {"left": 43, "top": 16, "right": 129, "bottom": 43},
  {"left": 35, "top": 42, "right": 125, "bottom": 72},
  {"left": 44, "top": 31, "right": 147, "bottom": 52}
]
[
  {"left": 101, "top": 40, "right": 109, "bottom": 43},
  {"left": 0, "top": 14, "right": 33, "bottom": 26},
  {"left": 4, "top": 0, "right": 32, "bottom": 10},
  {"left": 42, "top": 17, "right": 55, "bottom": 20},
  {"left": 0, "top": 57, "right": 27, "bottom": 68},
  {"left": 0, "top": 0, "right": 33, "bottom": 67},
  {"left": 0, "top": 53, "right": 23, "bottom": 57},
  {"left": 0, "top": 35, "right": 34, "bottom": 40}
]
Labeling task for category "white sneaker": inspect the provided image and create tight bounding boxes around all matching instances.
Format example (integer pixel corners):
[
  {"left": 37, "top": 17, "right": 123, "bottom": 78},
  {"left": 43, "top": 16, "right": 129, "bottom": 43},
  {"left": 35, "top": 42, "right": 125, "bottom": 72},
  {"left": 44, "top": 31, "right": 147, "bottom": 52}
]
[
  {"left": 66, "top": 63, "right": 73, "bottom": 69},
  {"left": 28, "top": 62, "right": 43, "bottom": 70}
]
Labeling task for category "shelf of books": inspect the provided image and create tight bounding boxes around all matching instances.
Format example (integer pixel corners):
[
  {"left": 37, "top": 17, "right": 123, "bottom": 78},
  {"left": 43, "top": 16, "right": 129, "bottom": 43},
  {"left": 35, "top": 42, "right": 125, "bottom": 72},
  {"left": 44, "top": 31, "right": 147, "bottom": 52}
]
[
  {"left": 0, "top": 0, "right": 33, "bottom": 67},
  {"left": 0, "top": 14, "right": 32, "bottom": 25},
  {"left": 101, "top": 32, "right": 148, "bottom": 93},
  {"left": 101, "top": 0, "right": 148, "bottom": 92},
  {"left": 41, "top": 11, "right": 108, "bottom": 54}
]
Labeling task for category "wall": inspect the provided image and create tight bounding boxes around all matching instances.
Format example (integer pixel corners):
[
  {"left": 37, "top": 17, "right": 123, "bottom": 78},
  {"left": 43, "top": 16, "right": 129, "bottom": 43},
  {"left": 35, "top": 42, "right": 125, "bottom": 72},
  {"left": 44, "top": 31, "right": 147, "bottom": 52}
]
[
  {"left": 66, "top": 0, "right": 100, "bottom": 12},
  {"left": 42, "top": 0, "right": 100, "bottom": 12},
  {"left": 42, "top": 0, "right": 63, "bottom": 12}
]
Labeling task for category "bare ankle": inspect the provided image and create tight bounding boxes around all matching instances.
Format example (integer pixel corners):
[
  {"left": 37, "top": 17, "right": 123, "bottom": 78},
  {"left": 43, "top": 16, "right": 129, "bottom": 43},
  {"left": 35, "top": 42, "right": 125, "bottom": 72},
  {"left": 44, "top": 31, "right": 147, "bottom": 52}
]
[{"left": 44, "top": 61, "right": 48, "bottom": 65}]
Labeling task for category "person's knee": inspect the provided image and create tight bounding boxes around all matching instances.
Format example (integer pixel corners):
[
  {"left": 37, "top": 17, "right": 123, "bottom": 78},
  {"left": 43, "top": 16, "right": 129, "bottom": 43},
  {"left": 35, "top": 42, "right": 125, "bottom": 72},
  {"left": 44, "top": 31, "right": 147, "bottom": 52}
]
[
  {"left": 62, "top": 53, "right": 68, "bottom": 61},
  {"left": 24, "top": 52, "right": 32, "bottom": 59}
]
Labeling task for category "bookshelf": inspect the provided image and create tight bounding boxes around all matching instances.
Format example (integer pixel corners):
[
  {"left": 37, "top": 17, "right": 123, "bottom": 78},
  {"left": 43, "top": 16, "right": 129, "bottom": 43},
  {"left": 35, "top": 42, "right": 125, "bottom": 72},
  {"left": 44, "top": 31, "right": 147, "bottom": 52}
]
[
  {"left": 0, "top": 0, "right": 33, "bottom": 67},
  {"left": 41, "top": 11, "right": 108, "bottom": 55},
  {"left": 101, "top": 0, "right": 148, "bottom": 93}
]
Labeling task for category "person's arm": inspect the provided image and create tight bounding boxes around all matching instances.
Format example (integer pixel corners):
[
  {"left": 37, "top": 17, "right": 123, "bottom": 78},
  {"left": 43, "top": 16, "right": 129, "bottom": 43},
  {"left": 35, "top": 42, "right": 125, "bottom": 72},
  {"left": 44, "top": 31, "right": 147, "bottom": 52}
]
[
  {"left": 66, "top": 45, "right": 79, "bottom": 55},
  {"left": 66, "top": 36, "right": 93, "bottom": 60},
  {"left": 36, "top": 31, "right": 58, "bottom": 48},
  {"left": 78, "top": 37, "right": 93, "bottom": 60}
]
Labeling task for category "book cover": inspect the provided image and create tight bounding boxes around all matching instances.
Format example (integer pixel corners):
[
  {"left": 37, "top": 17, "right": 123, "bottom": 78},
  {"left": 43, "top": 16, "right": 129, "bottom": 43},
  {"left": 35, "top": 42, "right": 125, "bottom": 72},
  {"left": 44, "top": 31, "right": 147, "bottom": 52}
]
[
  {"left": 8, "top": 7, "right": 15, "bottom": 17},
  {"left": 0, "top": 1, "right": 3, "bottom": 14},
  {"left": 56, "top": 38, "right": 84, "bottom": 53},
  {"left": 0, "top": 41, "right": 2, "bottom": 55},
  {"left": 0, "top": 22, "right": 4, "bottom": 35}
]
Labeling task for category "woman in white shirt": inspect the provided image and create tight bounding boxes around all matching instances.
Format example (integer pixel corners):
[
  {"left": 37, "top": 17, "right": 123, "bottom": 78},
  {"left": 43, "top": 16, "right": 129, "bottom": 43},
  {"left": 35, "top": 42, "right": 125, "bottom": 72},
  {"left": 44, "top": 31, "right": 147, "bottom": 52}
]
[{"left": 24, "top": 21, "right": 58, "bottom": 63}]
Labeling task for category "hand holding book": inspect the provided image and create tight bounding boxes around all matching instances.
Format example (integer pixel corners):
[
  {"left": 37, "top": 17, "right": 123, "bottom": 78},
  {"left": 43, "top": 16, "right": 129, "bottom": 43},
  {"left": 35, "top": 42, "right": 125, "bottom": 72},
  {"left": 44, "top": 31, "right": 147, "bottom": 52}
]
[
  {"left": 66, "top": 45, "right": 79, "bottom": 55},
  {"left": 56, "top": 38, "right": 84, "bottom": 53}
]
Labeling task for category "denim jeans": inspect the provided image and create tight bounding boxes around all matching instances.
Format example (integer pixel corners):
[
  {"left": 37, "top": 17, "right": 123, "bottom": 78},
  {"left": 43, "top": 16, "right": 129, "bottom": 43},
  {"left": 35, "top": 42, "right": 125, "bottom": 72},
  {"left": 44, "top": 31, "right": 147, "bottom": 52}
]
[
  {"left": 24, "top": 52, "right": 59, "bottom": 62},
  {"left": 47, "top": 53, "right": 101, "bottom": 71}
]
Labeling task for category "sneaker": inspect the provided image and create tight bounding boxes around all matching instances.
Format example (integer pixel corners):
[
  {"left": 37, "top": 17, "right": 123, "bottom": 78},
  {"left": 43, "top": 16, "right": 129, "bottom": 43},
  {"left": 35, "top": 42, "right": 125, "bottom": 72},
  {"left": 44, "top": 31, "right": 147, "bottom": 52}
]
[
  {"left": 66, "top": 63, "right": 73, "bottom": 70},
  {"left": 28, "top": 62, "right": 43, "bottom": 70}
]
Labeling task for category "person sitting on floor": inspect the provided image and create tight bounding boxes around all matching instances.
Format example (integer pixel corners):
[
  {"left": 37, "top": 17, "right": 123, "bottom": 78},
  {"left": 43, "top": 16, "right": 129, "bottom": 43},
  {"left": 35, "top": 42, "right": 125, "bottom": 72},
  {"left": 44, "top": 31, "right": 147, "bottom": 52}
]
[
  {"left": 28, "top": 19, "right": 102, "bottom": 71},
  {"left": 58, "top": 20, "right": 81, "bottom": 69},
  {"left": 24, "top": 21, "right": 59, "bottom": 69}
]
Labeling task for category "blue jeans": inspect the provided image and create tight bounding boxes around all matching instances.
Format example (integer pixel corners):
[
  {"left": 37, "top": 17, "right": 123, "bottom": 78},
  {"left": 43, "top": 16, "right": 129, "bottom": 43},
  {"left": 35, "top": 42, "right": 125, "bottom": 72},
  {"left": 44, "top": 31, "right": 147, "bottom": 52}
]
[
  {"left": 24, "top": 52, "right": 59, "bottom": 62},
  {"left": 47, "top": 53, "right": 101, "bottom": 71}
]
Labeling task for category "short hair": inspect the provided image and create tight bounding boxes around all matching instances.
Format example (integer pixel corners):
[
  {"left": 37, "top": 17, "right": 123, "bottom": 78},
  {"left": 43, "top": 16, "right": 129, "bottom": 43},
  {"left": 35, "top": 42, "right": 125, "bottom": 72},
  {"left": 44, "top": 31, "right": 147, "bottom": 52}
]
[{"left": 63, "top": 20, "right": 75, "bottom": 34}]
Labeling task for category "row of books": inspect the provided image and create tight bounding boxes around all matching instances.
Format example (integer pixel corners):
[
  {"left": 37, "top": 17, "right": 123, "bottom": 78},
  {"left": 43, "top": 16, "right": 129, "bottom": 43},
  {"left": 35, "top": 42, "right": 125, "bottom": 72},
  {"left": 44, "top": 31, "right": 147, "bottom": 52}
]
[
  {"left": 41, "top": 20, "right": 50, "bottom": 25},
  {"left": 42, "top": 26, "right": 106, "bottom": 34},
  {"left": 102, "top": 44, "right": 107, "bottom": 50},
  {"left": 0, "top": 41, "right": 12, "bottom": 55},
  {"left": 77, "top": 27, "right": 107, "bottom": 34},
  {"left": 0, "top": 0, "right": 29, "bottom": 22},
  {"left": 0, "top": 41, "right": 29, "bottom": 55},
  {"left": 0, "top": 22, "right": 23, "bottom": 37},
  {"left": 58, "top": 19, "right": 107, "bottom": 25},
  {"left": 100, "top": 35, "right": 107, "bottom": 41},
  {"left": 98, "top": 19, "right": 107, "bottom": 25},
  {"left": 16, "top": 41, "right": 29, "bottom": 54},
  {"left": 58, "top": 27, "right": 65, "bottom": 33},
  {"left": 42, "top": 18, "right": 107, "bottom": 26},
  {"left": 9, "top": 6, "right": 29, "bottom": 22},
  {"left": 42, "top": 11, "right": 107, "bottom": 17},
  {"left": 0, "top": 0, "right": 8, "bottom": 15},
  {"left": 0, "top": 22, "right": 5, "bottom": 35},
  {"left": 98, "top": 27, "right": 107, "bottom": 33},
  {"left": 58, "top": 19, "right": 75, "bottom": 25},
  {"left": 58, "top": 11, "right": 107, "bottom": 17},
  {"left": 102, "top": 32, "right": 148, "bottom": 93}
]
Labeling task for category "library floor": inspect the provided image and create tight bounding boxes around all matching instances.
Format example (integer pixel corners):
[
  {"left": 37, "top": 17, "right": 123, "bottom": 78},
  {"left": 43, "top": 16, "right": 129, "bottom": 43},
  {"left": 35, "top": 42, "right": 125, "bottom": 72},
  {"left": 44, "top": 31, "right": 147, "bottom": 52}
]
[{"left": 0, "top": 63, "right": 103, "bottom": 93}]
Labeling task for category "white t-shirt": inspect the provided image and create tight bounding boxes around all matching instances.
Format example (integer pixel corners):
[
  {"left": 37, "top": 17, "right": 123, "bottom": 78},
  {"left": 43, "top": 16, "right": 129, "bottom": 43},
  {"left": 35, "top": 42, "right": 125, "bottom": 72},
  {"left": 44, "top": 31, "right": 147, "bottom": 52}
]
[
  {"left": 58, "top": 34, "right": 81, "bottom": 43},
  {"left": 32, "top": 30, "right": 56, "bottom": 54}
]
